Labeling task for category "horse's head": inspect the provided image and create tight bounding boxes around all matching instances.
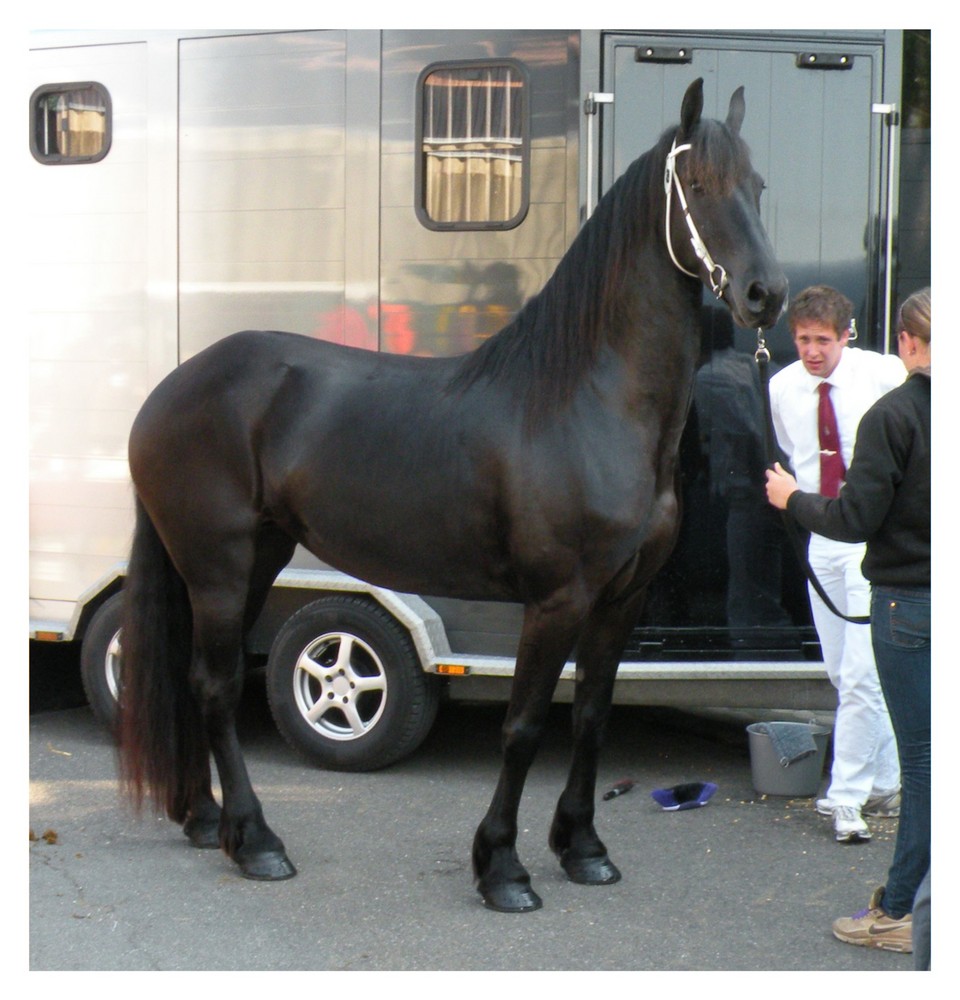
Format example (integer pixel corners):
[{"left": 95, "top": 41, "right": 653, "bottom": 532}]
[{"left": 664, "top": 78, "right": 787, "bottom": 330}]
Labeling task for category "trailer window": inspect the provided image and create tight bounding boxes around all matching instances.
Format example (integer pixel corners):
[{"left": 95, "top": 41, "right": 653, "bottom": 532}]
[
  {"left": 30, "top": 82, "right": 111, "bottom": 164},
  {"left": 417, "top": 61, "right": 529, "bottom": 230}
]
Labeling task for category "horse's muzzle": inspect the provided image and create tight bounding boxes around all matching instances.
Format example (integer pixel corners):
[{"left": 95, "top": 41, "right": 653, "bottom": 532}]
[{"left": 735, "top": 274, "right": 788, "bottom": 330}]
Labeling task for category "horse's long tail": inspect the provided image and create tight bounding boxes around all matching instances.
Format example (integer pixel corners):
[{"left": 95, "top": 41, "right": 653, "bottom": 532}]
[{"left": 117, "top": 497, "right": 208, "bottom": 823}]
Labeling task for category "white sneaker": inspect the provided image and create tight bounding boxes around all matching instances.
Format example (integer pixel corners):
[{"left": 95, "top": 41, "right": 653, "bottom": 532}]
[
  {"left": 863, "top": 790, "right": 901, "bottom": 817},
  {"left": 832, "top": 805, "right": 871, "bottom": 843},
  {"left": 815, "top": 797, "right": 834, "bottom": 817}
]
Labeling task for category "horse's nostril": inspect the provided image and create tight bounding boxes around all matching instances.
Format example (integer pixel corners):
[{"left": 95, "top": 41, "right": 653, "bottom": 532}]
[
  {"left": 746, "top": 278, "right": 788, "bottom": 317},
  {"left": 741, "top": 277, "right": 788, "bottom": 329}
]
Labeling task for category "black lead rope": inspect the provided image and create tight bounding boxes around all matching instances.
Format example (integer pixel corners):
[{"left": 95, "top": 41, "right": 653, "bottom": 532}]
[{"left": 755, "top": 333, "right": 870, "bottom": 625}]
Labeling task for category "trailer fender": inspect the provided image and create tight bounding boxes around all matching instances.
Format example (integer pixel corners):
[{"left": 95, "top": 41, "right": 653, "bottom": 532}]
[{"left": 271, "top": 568, "right": 452, "bottom": 669}]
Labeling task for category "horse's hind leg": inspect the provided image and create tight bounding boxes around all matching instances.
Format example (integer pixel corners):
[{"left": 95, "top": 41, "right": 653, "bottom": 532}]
[
  {"left": 180, "top": 525, "right": 297, "bottom": 856},
  {"left": 472, "top": 601, "right": 581, "bottom": 912},
  {"left": 187, "top": 527, "right": 298, "bottom": 880},
  {"left": 180, "top": 763, "right": 222, "bottom": 849},
  {"left": 548, "top": 594, "right": 647, "bottom": 885}
]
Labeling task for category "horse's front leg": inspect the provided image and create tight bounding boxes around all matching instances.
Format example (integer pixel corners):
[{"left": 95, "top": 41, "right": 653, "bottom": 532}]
[
  {"left": 549, "top": 591, "right": 648, "bottom": 886},
  {"left": 190, "top": 595, "right": 296, "bottom": 881},
  {"left": 472, "top": 601, "right": 579, "bottom": 912}
]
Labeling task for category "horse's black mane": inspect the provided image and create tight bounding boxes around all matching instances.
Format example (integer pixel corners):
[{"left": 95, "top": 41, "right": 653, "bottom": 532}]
[
  {"left": 448, "top": 117, "right": 748, "bottom": 414},
  {"left": 448, "top": 145, "right": 657, "bottom": 409}
]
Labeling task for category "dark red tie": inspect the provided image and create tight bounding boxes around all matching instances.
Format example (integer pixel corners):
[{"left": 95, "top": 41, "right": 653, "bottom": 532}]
[{"left": 818, "top": 382, "right": 846, "bottom": 497}]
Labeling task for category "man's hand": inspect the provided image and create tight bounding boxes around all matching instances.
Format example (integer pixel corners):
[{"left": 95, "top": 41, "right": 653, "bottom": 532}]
[{"left": 765, "top": 462, "right": 799, "bottom": 510}]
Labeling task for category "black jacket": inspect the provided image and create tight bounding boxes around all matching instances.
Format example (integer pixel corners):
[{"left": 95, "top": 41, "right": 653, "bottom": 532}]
[{"left": 787, "top": 369, "right": 930, "bottom": 587}]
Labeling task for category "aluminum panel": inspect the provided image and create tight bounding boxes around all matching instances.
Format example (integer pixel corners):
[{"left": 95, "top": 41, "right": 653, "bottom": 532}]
[
  {"left": 180, "top": 208, "right": 346, "bottom": 264},
  {"left": 28, "top": 42, "right": 152, "bottom": 614},
  {"left": 179, "top": 31, "right": 350, "bottom": 355},
  {"left": 178, "top": 261, "right": 347, "bottom": 358},
  {"left": 179, "top": 154, "right": 346, "bottom": 213}
]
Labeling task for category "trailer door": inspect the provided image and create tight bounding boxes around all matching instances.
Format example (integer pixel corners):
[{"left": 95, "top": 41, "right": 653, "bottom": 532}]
[
  {"left": 598, "top": 33, "right": 888, "bottom": 644},
  {"left": 601, "top": 33, "right": 887, "bottom": 350}
]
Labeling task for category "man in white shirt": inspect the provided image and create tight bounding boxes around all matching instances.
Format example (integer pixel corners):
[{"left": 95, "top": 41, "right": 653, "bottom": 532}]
[{"left": 770, "top": 285, "right": 904, "bottom": 842}]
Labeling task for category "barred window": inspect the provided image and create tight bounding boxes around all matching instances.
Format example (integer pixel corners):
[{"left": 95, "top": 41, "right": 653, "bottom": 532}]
[
  {"left": 30, "top": 82, "right": 111, "bottom": 164},
  {"left": 417, "top": 62, "right": 529, "bottom": 230}
]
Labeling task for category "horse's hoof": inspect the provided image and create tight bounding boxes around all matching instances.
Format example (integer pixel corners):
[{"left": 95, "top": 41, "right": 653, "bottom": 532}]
[
  {"left": 560, "top": 853, "right": 622, "bottom": 886},
  {"left": 237, "top": 851, "right": 298, "bottom": 881},
  {"left": 182, "top": 816, "right": 220, "bottom": 850},
  {"left": 478, "top": 880, "right": 543, "bottom": 913}
]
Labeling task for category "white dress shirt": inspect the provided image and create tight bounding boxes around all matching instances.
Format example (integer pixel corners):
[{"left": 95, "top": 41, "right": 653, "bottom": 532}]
[{"left": 770, "top": 347, "right": 906, "bottom": 495}]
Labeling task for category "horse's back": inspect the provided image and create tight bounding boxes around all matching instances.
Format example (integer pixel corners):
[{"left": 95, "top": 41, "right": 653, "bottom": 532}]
[
  {"left": 130, "top": 330, "right": 413, "bottom": 469},
  {"left": 128, "top": 330, "right": 511, "bottom": 593},
  {"left": 128, "top": 331, "right": 363, "bottom": 522}
]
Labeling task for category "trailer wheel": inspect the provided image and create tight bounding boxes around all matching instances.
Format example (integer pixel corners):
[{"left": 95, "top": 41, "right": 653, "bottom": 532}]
[
  {"left": 80, "top": 592, "right": 124, "bottom": 735},
  {"left": 266, "top": 595, "right": 439, "bottom": 771}
]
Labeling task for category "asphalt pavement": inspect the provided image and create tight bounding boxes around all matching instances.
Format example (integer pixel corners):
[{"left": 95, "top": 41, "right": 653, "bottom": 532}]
[{"left": 27, "top": 652, "right": 922, "bottom": 975}]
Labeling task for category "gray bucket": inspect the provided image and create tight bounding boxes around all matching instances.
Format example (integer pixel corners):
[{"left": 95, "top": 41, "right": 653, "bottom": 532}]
[{"left": 746, "top": 722, "right": 831, "bottom": 796}]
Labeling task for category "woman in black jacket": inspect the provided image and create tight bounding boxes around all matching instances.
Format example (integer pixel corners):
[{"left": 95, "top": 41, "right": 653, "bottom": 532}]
[{"left": 767, "top": 287, "right": 930, "bottom": 961}]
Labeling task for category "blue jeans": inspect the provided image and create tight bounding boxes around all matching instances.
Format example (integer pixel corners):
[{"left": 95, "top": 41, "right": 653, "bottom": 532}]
[
  {"left": 913, "top": 868, "right": 931, "bottom": 970},
  {"left": 870, "top": 586, "right": 931, "bottom": 918}
]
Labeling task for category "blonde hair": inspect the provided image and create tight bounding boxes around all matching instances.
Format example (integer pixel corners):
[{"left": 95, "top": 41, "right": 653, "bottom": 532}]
[{"left": 898, "top": 287, "right": 931, "bottom": 344}]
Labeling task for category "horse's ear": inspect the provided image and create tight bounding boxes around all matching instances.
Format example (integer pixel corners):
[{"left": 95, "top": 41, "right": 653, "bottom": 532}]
[
  {"left": 726, "top": 86, "right": 746, "bottom": 135},
  {"left": 679, "top": 78, "right": 704, "bottom": 137}
]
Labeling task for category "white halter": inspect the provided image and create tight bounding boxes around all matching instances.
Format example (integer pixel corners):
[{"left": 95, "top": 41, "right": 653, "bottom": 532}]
[{"left": 663, "top": 136, "right": 729, "bottom": 298}]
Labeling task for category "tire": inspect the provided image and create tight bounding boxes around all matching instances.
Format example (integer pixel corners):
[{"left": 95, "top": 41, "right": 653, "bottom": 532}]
[
  {"left": 80, "top": 592, "right": 124, "bottom": 734},
  {"left": 266, "top": 595, "right": 440, "bottom": 771}
]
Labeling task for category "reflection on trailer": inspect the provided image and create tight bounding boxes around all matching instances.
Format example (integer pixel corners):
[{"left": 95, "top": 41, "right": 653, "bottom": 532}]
[{"left": 28, "top": 28, "right": 930, "bottom": 768}]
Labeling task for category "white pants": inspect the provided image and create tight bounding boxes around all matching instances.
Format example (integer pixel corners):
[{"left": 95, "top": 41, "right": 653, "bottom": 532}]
[{"left": 808, "top": 535, "right": 900, "bottom": 807}]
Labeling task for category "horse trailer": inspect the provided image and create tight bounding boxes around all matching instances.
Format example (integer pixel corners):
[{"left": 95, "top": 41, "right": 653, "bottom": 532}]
[{"left": 28, "top": 28, "right": 930, "bottom": 769}]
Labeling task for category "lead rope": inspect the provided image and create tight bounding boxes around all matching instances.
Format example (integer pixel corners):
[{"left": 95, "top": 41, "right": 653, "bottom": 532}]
[{"left": 755, "top": 331, "right": 870, "bottom": 624}]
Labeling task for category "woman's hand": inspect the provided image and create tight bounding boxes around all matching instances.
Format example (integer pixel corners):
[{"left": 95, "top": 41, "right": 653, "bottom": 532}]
[{"left": 765, "top": 461, "right": 799, "bottom": 510}]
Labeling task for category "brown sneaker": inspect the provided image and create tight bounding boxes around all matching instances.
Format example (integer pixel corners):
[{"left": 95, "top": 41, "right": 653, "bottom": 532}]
[{"left": 832, "top": 888, "right": 913, "bottom": 953}]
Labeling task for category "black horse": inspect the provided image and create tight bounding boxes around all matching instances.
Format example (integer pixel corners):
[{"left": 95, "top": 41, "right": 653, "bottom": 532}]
[{"left": 118, "top": 78, "right": 787, "bottom": 912}]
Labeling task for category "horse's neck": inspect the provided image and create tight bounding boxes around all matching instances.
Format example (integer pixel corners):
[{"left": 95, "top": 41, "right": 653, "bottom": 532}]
[
  {"left": 592, "top": 158, "right": 701, "bottom": 400},
  {"left": 600, "top": 250, "right": 702, "bottom": 421},
  {"left": 450, "top": 156, "right": 701, "bottom": 427}
]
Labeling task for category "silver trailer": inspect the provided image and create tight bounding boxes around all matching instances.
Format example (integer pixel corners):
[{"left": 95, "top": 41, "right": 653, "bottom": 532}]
[{"left": 28, "top": 28, "right": 930, "bottom": 768}]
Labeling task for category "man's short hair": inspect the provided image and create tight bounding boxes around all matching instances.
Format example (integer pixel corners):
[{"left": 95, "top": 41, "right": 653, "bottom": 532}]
[{"left": 786, "top": 285, "right": 853, "bottom": 338}]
